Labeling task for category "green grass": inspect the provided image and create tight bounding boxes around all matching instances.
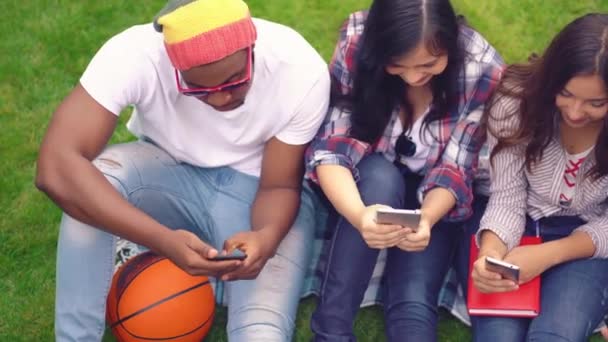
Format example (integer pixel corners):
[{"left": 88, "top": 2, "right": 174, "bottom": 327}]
[{"left": 2, "top": 0, "right": 608, "bottom": 341}]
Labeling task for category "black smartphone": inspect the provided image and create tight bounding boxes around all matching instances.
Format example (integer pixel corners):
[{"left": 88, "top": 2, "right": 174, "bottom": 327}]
[
  {"left": 209, "top": 249, "right": 247, "bottom": 261},
  {"left": 485, "top": 256, "right": 520, "bottom": 282}
]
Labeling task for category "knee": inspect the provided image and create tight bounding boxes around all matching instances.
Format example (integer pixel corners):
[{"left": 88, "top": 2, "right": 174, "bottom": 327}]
[
  {"left": 273, "top": 229, "right": 314, "bottom": 270},
  {"left": 385, "top": 300, "right": 436, "bottom": 319},
  {"left": 527, "top": 310, "right": 594, "bottom": 342},
  {"left": 383, "top": 277, "right": 440, "bottom": 323},
  {"left": 384, "top": 301, "right": 437, "bottom": 342},
  {"left": 86, "top": 159, "right": 127, "bottom": 204},
  {"left": 472, "top": 317, "right": 529, "bottom": 342},
  {"left": 226, "top": 252, "right": 306, "bottom": 342},
  {"left": 228, "top": 305, "right": 294, "bottom": 342},
  {"left": 356, "top": 154, "right": 405, "bottom": 205},
  {"left": 93, "top": 141, "right": 169, "bottom": 197},
  {"left": 527, "top": 326, "right": 589, "bottom": 342}
]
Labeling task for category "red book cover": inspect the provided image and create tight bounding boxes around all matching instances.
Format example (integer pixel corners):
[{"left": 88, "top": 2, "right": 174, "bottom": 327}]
[{"left": 467, "top": 235, "right": 541, "bottom": 317}]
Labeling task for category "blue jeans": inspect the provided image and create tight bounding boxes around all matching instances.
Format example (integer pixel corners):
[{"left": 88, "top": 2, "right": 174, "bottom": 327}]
[
  {"left": 311, "top": 154, "right": 462, "bottom": 342},
  {"left": 456, "top": 198, "right": 608, "bottom": 342},
  {"left": 55, "top": 140, "right": 319, "bottom": 342}
]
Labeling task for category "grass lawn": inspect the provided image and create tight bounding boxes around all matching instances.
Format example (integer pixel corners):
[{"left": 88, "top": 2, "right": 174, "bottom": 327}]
[{"left": 2, "top": 0, "right": 608, "bottom": 341}]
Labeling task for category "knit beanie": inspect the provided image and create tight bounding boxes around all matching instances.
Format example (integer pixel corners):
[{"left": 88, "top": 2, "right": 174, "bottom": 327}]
[{"left": 153, "top": 0, "right": 257, "bottom": 71}]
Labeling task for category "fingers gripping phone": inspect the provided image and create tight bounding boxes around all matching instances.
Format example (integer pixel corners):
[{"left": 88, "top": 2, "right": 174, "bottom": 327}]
[
  {"left": 485, "top": 256, "right": 520, "bottom": 282},
  {"left": 209, "top": 249, "right": 247, "bottom": 261},
  {"left": 375, "top": 208, "right": 422, "bottom": 231}
]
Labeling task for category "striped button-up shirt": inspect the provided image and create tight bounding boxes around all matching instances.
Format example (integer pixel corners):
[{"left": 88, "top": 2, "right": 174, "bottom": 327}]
[
  {"left": 304, "top": 10, "right": 504, "bottom": 221},
  {"left": 479, "top": 94, "right": 608, "bottom": 257}
]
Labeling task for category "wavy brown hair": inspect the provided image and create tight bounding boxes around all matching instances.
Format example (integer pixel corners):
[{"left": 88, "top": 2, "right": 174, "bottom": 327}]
[{"left": 486, "top": 13, "right": 608, "bottom": 179}]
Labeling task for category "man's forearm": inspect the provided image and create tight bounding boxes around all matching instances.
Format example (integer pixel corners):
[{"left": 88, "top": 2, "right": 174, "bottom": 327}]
[
  {"left": 36, "top": 151, "right": 172, "bottom": 253},
  {"left": 250, "top": 186, "right": 301, "bottom": 247}
]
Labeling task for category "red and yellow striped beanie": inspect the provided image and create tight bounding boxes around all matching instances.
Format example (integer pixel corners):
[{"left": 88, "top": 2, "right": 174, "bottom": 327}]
[{"left": 154, "top": 0, "right": 257, "bottom": 71}]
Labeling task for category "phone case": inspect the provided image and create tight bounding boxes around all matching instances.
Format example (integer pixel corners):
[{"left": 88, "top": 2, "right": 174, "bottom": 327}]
[
  {"left": 375, "top": 208, "right": 421, "bottom": 228},
  {"left": 211, "top": 250, "right": 247, "bottom": 261},
  {"left": 485, "top": 257, "right": 520, "bottom": 282}
]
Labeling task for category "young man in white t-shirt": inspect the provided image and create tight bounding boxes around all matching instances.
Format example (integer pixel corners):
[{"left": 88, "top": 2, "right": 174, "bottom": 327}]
[{"left": 35, "top": 0, "right": 330, "bottom": 340}]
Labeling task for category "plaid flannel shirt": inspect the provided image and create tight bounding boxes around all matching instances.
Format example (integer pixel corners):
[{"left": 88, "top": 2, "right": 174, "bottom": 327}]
[{"left": 305, "top": 10, "right": 504, "bottom": 221}]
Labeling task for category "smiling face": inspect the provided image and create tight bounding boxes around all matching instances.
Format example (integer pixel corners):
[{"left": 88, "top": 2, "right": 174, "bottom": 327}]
[
  {"left": 179, "top": 48, "right": 253, "bottom": 111},
  {"left": 384, "top": 41, "right": 449, "bottom": 88},
  {"left": 555, "top": 74, "right": 608, "bottom": 129}
]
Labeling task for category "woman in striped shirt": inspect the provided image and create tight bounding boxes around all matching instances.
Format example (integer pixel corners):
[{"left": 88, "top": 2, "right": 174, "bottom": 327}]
[
  {"left": 468, "top": 13, "right": 608, "bottom": 341},
  {"left": 304, "top": 0, "right": 503, "bottom": 340}
]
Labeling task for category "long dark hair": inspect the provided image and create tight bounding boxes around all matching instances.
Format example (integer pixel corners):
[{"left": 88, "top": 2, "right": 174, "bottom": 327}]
[
  {"left": 487, "top": 13, "right": 608, "bottom": 178},
  {"left": 345, "top": 0, "right": 465, "bottom": 143}
]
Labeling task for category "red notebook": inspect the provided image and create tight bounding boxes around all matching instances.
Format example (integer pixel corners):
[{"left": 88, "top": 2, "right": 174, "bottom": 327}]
[{"left": 467, "top": 235, "right": 541, "bottom": 317}]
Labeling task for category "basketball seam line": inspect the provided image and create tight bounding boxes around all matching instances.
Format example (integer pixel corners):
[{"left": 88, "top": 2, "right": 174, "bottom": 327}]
[{"left": 110, "top": 280, "right": 210, "bottom": 329}]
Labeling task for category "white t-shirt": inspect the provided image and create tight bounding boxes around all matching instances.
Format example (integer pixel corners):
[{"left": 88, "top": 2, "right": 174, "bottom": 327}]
[
  {"left": 390, "top": 110, "right": 432, "bottom": 173},
  {"left": 80, "top": 19, "right": 330, "bottom": 176}
]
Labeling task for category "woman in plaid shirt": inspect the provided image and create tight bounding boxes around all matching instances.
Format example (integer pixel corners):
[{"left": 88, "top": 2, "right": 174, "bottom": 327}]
[{"left": 305, "top": 0, "right": 503, "bottom": 340}]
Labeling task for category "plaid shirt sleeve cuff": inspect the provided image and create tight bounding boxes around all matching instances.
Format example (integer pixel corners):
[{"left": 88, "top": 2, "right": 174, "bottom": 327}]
[
  {"left": 305, "top": 150, "right": 358, "bottom": 184},
  {"left": 419, "top": 164, "right": 473, "bottom": 222}
]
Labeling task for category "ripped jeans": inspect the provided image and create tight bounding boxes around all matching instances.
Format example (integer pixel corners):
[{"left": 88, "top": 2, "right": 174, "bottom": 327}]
[{"left": 55, "top": 140, "right": 319, "bottom": 342}]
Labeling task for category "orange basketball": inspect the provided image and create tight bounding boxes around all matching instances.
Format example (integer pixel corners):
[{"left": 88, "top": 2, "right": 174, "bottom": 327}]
[{"left": 106, "top": 251, "right": 215, "bottom": 342}]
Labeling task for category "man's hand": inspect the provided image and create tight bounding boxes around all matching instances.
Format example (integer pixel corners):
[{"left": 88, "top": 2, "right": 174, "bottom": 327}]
[
  {"left": 471, "top": 249, "right": 519, "bottom": 293},
  {"left": 396, "top": 219, "right": 431, "bottom": 252},
  {"left": 503, "top": 244, "right": 551, "bottom": 284},
  {"left": 356, "top": 205, "right": 410, "bottom": 249},
  {"left": 159, "top": 229, "right": 242, "bottom": 277},
  {"left": 220, "top": 230, "right": 277, "bottom": 281}
]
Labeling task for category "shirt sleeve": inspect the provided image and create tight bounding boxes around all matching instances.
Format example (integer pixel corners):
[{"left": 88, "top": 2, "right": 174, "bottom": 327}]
[
  {"left": 476, "top": 95, "right": 528, "bottom": 251},
  {"left": 304, "top": 13, "right": 372, "bottom": 183},
  {"left": 419, "top": 53, "right": 504, "bottom": 222},
  {"left": 275, "top": 68, "right": 330, "bottom": 145},
  {"left": 79, "top": 27, "right": 156, "bottom": 115},
  {"left": 577, "top": 206, "right": 608, "bottom": 258}
]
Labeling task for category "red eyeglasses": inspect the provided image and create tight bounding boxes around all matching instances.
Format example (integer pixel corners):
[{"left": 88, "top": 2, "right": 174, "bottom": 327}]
[{"left": 175, "top": 47, "right": 252, "bottom": 97}]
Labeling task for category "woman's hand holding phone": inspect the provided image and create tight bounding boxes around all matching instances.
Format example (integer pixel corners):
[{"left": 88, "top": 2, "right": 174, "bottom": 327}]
[
  {"left": 355, "top": 205, "right": 410, "bottom": 249},
  {"left": 396, "top": 219, "right": 431, "bottom": 252},
  {"left": 472, "top": 250, "right": 518, "bottom": 293},
  {"left": 471, "top": 230, "right": 518, "bottom": 293},
  {"left": 503, "top": 244, "right": 551, "bottom": 284},
  {"left": 374, "top": 207, "right": 427, "bottom": 251},
  {"left": 472, "top": 231, "right": 518, "bottom": 293}
]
